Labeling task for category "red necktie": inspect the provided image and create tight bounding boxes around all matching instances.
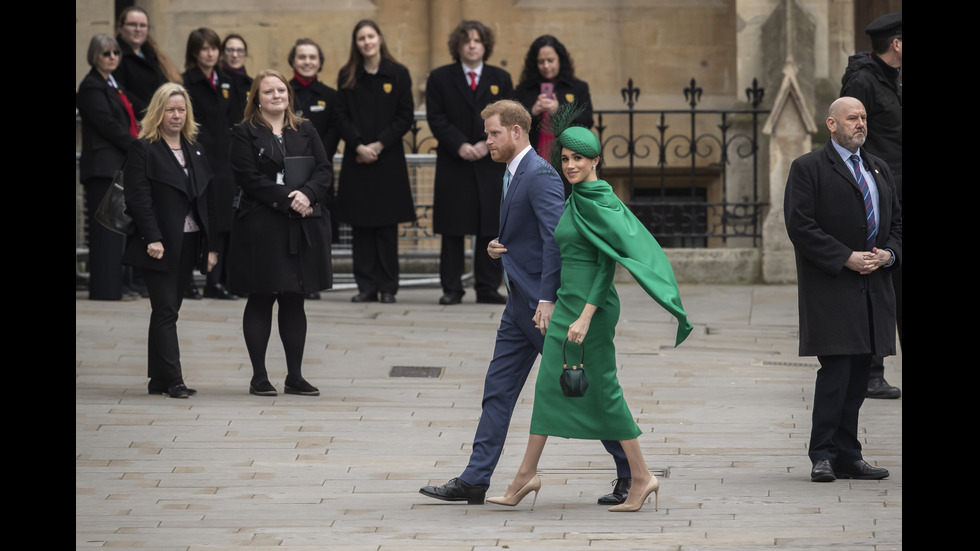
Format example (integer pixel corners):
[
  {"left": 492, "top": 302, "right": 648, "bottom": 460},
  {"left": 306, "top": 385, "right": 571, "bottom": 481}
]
[{"left": 468, "top": 71, "right": 478, "bottom": 91}]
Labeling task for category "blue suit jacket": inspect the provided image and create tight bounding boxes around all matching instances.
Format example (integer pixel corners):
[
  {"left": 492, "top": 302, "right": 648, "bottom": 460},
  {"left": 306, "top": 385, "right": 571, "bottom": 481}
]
[{"left": 497, "top": 148, "right": 565, "bottom": 310}]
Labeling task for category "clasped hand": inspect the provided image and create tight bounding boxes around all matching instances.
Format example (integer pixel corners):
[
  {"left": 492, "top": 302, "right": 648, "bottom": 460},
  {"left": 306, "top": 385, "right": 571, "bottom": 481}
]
[
  {"left": 288, "top": 190, "right": 312, "bottom": 217},
  {"left": 845, "top": 247, "right": 892, "bottom": 275}
]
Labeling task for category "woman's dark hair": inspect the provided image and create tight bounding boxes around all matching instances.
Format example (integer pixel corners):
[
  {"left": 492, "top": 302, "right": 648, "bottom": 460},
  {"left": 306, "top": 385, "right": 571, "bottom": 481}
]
[
  {"left": 447, "top": 20, "right": 494, "bottom": 63},
  {"left": 115, "top": 6, "right": 183, "bottom": 84},
  {"left": 518, "top": 34, "right": 575, "bottom": 85},
  {"left": 221, "top": 33, "right": 248, "bottom": 56},
  {"left": 184, "top": 27, "right": 222, "bottom": 70},
  {"left": 288, "top": 38, "right": 325, "bottom": 73},
  {"left": 340, "top": 19, "right": 397, "bottom": 90}
]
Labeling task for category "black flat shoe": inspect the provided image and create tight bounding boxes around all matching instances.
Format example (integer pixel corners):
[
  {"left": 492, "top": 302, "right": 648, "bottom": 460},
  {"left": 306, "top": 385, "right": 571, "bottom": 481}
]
[
  {"left": 249, "top": 380, "right": 277, "bottom": 396},
  {"left": 167, "top": 383, "right": 192, "bottom": 399},
  {"left": 438, "top": 293, "right": 463, "bottom": 305},
  {"left": 380, "top": 292, "right": 396, "bottom": 303},
  {"left": 597, "top": 477, "right": 631, "bottom": 505},
  {"left": 419, "top": 477, "right": 486, "bottom": 504},
  {"left": 284, "top": 378, "right": 319, "bottom": 396},
  {"left": 351, "top": 292, "right": 378, "bottom": 303},
  {"left": 184, "top": 283, "right": 203, "bottom": 300},
  {"left": 204, "top": 283, "right": 239, "bottom": 300}
]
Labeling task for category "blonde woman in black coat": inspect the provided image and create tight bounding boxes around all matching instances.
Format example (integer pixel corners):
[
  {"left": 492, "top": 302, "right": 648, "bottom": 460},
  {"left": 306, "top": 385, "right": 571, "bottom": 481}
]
[
  {"left": 77, "top": 34, "right": 141, "bottom": 300},
  {"left": 123, "top": 83, "right": 218, "bottom": 398},
  {"left": 229, "top": 69, "right": 333, "bottom": 397}
]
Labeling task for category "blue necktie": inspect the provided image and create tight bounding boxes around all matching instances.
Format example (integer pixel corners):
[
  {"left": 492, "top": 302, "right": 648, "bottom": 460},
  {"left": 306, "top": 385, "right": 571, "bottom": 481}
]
[
  {"left": 502, "top": 168, "right": 511, "bottom": 199},
  {"left": 849, "top": 155, "right": 877, "bottom": 251}
]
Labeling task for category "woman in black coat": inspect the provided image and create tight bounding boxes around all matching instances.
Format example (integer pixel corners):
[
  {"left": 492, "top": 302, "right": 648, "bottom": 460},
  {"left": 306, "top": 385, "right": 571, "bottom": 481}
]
[
  {"left": 229, "top": 69, "right": 333, "bottom": 397},
  {"left": 514, "top": 35, "right": 593, "bottom": 196},
  {"left": 336, "top": 20, "right": 416, "bottom": 304},
  {"left": 77, "top": 34, "right": 140, "bottom": 300},
  {"left": 221, "top": 33, "right": 253, "bottom": 125},
  {"left": 113, "top": 6, "right": 182, "bottom": 108},
  {"left": 288, "top": 38, "right": 341, "bottom": 160},
  {"left": 123, "top": 83, "right": 218, "bottom": 398},
  {"left": 183, "top": 27, "right": 238, "bottom": 300}
]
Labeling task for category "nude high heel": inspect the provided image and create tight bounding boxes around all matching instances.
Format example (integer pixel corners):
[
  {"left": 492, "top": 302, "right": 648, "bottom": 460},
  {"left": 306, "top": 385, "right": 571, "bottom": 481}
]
[
  {"left": 608, "top": 476, "right": 659, "bottom": 512},
  {"left": 486, "top": 475, "right": 542, "bottom": 510}
]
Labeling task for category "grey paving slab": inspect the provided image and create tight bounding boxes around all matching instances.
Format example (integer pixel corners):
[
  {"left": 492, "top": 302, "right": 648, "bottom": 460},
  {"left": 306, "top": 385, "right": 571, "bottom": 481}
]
[{"left": 77, "top": 284, "right": 901, "bottom": 549}]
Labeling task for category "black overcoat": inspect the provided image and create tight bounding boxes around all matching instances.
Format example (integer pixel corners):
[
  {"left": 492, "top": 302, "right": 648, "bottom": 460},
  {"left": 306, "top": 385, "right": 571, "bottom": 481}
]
[
  {"left": 291, "top": 78, "right": 341, "bottom": 160},
  {"left": 784, "top": 140, "right": 902, "bottom": 357},
  {"left": 335, "top": 59, "right": 416, "bottom": 227},
  {"left": 76, "top": 69, "right": 138, "bottom": 183},
  {"left": 514, "top": 75, "right": 593, "bottom": 152},
  {"left": 225, "top": 69, "right": 253, "bottom": 127},
  {"left": 122, "top": 137, "right": 214, "bottom": 274},
  {"left": 426, "top": 63, "right": 513, "bottom": 236},
  {"left": 227, "top": 120, "right": 333, "bottom": 294},
  {"left": 183, "top": 66, "right": 236, "bottom": 233},
  {"left": 114, "top": 38, "right": 167, "bottom": 108}
]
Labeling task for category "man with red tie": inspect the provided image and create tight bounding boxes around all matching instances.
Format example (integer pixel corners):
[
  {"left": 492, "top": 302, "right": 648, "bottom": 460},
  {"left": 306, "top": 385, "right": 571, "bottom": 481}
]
[{"left": 426, "top": 21, "right": 513, "bottom": 305}]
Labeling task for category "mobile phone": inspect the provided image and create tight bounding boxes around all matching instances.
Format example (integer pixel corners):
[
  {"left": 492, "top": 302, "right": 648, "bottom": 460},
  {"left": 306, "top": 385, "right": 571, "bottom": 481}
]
[{"left": 540, "top": 82, "right": 554, "bottom": 99}]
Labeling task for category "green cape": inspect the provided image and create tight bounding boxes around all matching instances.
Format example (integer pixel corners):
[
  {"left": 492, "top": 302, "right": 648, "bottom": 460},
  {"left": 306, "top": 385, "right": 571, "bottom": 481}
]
[{"left": 568, "top": 180, "right": 693, "bottom": 346}]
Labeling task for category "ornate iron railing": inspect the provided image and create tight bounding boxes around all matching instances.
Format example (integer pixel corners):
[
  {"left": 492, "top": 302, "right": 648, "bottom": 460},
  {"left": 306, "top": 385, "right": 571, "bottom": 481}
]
[{"left": 594, "top": 78, "right": 770, "bottom": 247}]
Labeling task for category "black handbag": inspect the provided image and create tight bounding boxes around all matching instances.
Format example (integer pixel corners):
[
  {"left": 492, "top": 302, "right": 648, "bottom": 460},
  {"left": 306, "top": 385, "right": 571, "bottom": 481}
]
[
  {"left": 559, "top": 338, "right": 589, "bottom": 397},
  {"left": 95, "top": 170, "right": 132, "bottom": 235}
]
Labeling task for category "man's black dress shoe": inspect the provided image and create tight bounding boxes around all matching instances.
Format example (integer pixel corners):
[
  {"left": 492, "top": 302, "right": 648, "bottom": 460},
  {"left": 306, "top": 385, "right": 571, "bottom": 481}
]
[
  {"left": 438, "top": 293, "right": 463, "bottom": 305},
  {"left": 351, "top": 292, "right": 378, "bottom": 303},
  {"left": 204, "top": 283, "right": 239, "bottom": 300},
  {"left": 866, "top": 377, "right": 901, "bottom": 399},
  {"left": 184, "top": 282, "right": 203, "bottom": 300},
  {"left": 305, "top": 292, "right": 321, "bottom": 300},
  {"left": 833, "top": 460, "right": 889, "bottom": 480},
  {"left": 810, "top": 459, "right": 835, "bottom": 482},
  {"left": 476, "top": 290, "right": 508, "bottom": 304},
  {"left": 597, "top": 477, "right": 631, "bottom": 505},
  {"left": 380, "top": 292, "right": 396, "bottom": 303},
  {"left": 419, "top": 477, "right": 486, "bottom": 504}
]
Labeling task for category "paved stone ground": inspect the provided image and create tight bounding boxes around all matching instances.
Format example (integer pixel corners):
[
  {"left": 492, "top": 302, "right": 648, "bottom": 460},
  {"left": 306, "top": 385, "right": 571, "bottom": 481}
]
[{"left": 76, "top": 284, "right": 902, "bottom": 550}]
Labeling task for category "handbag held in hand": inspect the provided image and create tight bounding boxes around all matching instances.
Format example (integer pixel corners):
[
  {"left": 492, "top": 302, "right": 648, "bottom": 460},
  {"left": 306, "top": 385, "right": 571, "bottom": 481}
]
[
  {"left": 559, "top": 337, "right": 589, "bottom": 397},
  {"left": 95, "top": 170, "right": 133, "bottom": 235}
]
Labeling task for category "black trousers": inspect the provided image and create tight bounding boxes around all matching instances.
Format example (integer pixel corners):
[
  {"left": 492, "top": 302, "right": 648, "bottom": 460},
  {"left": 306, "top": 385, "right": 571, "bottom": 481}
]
[
  {"left": 142, "top": 232, "right": 199, "bottom": 388},
  {"left": 439, "top": 234, "right": 502, "bottom": 296},
  {"left": 83, "top": 178, "right": 126, "bottom": 300},
  {"left": 809, "top": 353, "right": 871, "bottom": 464},
  {"left": 352, "top": 225, "right": 399, "bottom": 295}
]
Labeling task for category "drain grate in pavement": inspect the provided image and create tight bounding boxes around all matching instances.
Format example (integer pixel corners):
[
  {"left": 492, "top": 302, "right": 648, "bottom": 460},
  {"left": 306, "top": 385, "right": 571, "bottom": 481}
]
[{"left": 390, "top": 366, "right": 444, "bottom": 378}]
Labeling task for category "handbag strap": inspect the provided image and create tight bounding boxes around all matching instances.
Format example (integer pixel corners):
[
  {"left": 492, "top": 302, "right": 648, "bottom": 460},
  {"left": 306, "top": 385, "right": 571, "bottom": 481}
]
[{"left": 561, "top": 338, "right": 585, "bottom": 369}]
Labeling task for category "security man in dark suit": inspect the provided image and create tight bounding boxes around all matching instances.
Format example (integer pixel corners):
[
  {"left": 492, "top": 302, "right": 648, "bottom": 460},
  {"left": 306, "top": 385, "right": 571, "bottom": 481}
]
[
  {"left": 784, "top": 97, "right": 901, "bottom": 483},
  {"left": 426, "top": 20, "right": 513, "bottom": 305}
]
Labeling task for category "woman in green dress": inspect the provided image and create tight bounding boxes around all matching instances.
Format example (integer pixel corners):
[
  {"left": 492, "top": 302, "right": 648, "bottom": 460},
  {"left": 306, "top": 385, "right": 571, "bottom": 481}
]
[{"left": 487, "top": 123, "right": 692, "bottom": 512}]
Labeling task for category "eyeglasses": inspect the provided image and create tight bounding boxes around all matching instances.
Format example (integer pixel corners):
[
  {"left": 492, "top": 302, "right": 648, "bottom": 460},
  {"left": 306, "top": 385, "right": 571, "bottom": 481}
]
[
  {"left": 224, "top": 48, "right": 247, "bottom": 56},
  {"left": 101, "top": 50, "right": 121, "bottom": 58}
]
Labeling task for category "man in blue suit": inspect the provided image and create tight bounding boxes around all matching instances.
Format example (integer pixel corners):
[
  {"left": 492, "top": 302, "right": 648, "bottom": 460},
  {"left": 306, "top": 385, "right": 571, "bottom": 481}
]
[{"left": 420, "top": 100, "right": 630, "bottom": 505}]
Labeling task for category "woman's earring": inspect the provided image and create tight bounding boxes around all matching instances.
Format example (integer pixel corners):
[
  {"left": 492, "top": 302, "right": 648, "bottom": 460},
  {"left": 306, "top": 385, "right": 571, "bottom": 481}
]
[{"left": 592, "top": 165, "right": 596, "bottom": 170}]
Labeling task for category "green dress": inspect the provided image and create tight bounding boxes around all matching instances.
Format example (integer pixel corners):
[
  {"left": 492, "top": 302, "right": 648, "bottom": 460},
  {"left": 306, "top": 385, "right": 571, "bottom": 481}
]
[{"left": 529, "top": 179, "right": 692, "bottom": 440}]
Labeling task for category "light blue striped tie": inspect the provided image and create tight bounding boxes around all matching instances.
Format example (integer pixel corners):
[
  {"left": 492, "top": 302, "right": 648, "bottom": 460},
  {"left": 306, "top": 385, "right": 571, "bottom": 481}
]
[{"left": 502, "top": 168, "right": 511, "bottom": 198}]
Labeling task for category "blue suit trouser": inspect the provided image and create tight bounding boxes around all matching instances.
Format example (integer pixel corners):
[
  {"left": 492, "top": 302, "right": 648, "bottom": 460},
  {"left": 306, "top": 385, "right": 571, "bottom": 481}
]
[{"left": 460, "top": 283, "right": 629, "bottom": 488}]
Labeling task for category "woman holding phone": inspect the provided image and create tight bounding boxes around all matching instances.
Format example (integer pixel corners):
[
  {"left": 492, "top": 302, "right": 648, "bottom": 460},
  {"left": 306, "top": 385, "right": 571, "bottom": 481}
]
[{"left": 514, "top": 35, "right": 593, "bottom": 173}]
